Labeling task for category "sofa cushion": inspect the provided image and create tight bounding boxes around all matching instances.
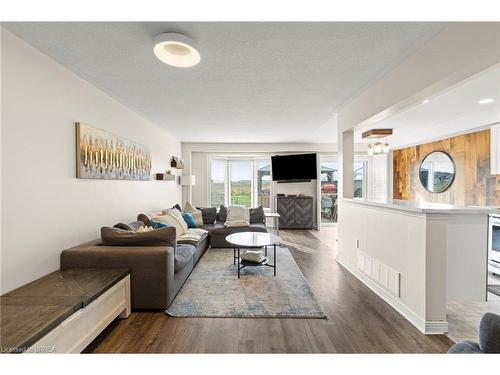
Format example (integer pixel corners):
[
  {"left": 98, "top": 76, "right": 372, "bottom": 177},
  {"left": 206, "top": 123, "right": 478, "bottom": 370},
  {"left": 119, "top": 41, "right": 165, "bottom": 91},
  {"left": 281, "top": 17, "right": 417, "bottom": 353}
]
[
  {"left": 201, "top": 222, "right": 224, "bottom": 232},
  {"left": 209, "top": 223, "right": 267, "bottom": 236},
  {"left": 174, "top": 244, "right": 195, "bottom": 273},
  {"left": 113, "top": 221, "right": 144, "bottom": 231},
  {"left": 101, "top": 226, "right": 176, "bottom": 247},
  {"left": 178, "top": 231, "right": 209, "bottom": 247},
  {"left": 197, "top": 207, "right": 217, "bottom": 224},
  {"left": 217, "top": 205, "right": 228, "bottom": 222},
  {"left": 249, "top": 205, "right": 265, "bottom": 224}
]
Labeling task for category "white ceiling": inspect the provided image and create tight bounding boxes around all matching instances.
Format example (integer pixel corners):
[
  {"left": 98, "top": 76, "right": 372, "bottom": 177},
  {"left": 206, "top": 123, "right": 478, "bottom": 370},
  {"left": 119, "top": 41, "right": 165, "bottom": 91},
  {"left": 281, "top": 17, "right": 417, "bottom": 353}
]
[
  {"left": 4, "top": 22, "right": 446, "bottom": 143},
  {"left": 355, "top": 65, "right": 500, "bottom": 149}
]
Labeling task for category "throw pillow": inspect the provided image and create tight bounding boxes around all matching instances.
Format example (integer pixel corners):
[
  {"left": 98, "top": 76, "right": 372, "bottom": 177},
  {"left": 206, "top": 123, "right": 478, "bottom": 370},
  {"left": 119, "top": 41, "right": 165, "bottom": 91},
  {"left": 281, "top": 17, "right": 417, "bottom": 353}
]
[
  {"left": 196, "top": 207, "right": 217, "bottom": 224},
  {"left": 136, "top": 226, "right": 154, "bottom": 233},
  {"left": 183, "top": 201, "right": 197, "bottom": 212},
  {"left": 217, "top": 205, "right": 228, "bottom": 222},
  {"left": 153, "top": 213, "right": 187, "bottom": 237},
  {"left": 149, "top": 220, "right": 169, "bottom": 229},
  {"left": 191, "top": 211, "right": 203, "bottom": 227},
  {"left": 181, "top": 212, "right": 197, "bottom": 228},
  {"left": 101, "top": 226, "right": 176, "bottom": 246},
  {"left": 183, "top": 202, "right": 204, "bottom": 227},
  {"left": 249, "top": 205, "right": 265, "bottom": 224},
  {"left": 162, "top": 208, "right": 189, "bottom": 232},
  {"left": 113, "top": 221, "right": 144, "bottom": 231},
  {"left": 173, "top": 204, "right": 182, "bottom": 212},
  {"left": 137, "top": 213, "right": 151, "bottom": 226},
  {"left": 226, "top": 205, "right": 250, "bottom": 222}
]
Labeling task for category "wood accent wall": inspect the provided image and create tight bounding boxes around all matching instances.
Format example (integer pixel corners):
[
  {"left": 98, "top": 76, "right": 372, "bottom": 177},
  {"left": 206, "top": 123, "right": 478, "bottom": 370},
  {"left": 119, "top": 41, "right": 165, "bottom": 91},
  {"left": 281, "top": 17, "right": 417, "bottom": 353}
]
[{"left": 393, "top": 129, "right": 500, "bottom": 206}]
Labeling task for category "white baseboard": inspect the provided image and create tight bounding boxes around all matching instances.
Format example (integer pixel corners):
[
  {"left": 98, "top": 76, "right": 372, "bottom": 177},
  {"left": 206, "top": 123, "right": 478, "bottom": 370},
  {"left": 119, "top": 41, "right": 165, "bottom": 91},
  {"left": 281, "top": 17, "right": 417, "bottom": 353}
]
[{"left": 336, "top": 256, "right": 448, "bottom": 335}]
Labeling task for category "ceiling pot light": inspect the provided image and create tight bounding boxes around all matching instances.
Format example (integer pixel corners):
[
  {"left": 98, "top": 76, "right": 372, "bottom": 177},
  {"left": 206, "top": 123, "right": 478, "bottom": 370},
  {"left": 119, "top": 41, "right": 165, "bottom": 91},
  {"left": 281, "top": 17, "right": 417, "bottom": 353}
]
[
  {"left": 478, "top": 98, "right": 494, "bottom": 105},
  {"left": 422, "top": 99, "right": 430, "bottom": 104},
  {"left": 153, "top": 32, "right": 200, "bottom": 68}
]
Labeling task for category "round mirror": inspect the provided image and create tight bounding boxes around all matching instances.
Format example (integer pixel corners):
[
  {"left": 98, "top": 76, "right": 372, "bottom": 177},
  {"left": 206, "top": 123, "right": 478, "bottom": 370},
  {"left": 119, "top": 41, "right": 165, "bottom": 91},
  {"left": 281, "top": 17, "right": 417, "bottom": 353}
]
[{"left": 419, "top": 151, "right": 455, "bottom": 193}]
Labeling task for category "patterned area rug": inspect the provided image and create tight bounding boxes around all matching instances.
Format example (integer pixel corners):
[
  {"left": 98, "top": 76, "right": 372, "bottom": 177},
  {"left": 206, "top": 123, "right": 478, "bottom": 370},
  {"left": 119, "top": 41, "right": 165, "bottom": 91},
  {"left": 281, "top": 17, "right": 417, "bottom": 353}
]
[{"left": 166, "top": 247, "right": 326, "bottom": 318}]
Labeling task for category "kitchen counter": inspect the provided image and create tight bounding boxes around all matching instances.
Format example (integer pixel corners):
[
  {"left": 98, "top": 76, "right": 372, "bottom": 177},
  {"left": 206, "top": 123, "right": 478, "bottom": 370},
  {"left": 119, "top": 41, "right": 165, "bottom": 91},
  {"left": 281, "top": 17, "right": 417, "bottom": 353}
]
[{"left": 342, "top": 198, "right": 495, "bottom": 214}]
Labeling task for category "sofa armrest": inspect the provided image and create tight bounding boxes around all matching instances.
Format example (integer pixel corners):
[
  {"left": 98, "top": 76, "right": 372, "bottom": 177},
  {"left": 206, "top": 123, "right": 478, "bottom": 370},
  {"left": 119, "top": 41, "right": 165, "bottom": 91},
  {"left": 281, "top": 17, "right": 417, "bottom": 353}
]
[{"left": 61, "top": 244, "right": 174, "bottom": 310}]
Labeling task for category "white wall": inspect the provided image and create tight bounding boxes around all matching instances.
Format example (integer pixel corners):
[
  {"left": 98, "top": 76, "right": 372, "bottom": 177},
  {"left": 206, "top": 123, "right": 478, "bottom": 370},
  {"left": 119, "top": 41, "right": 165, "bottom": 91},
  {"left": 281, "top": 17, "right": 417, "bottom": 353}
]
[{"left": 1, "top": 29, "right": 182, "bottom": 293}]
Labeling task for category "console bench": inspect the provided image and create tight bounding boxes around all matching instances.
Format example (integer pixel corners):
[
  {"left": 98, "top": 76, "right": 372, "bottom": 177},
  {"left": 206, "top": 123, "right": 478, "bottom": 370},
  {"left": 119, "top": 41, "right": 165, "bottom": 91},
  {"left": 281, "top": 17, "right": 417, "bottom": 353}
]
[{"left": 0, "top": 268, "right": 130, "bottom": 353}]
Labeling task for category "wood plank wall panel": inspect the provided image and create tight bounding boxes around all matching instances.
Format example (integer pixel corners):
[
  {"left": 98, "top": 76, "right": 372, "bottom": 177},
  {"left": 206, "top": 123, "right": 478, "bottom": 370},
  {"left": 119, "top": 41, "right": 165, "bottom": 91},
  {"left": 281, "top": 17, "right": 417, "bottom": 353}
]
[{"left": 393, "top": 129, "right": 500, "bottom": 206}]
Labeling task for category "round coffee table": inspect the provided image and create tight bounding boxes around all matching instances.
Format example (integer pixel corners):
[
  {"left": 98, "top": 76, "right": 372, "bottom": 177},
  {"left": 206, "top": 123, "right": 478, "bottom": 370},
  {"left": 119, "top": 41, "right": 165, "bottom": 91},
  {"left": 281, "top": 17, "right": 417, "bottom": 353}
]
[{"left": 225, "top": 232, "right": 281, "bottom": 278}]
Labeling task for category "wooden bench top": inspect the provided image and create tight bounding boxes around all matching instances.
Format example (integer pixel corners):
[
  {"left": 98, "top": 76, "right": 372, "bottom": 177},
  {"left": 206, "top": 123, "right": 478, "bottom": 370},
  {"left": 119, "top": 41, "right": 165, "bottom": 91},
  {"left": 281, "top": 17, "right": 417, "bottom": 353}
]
[{"left": 0, "top": 268, "right": 130, "bottom": 353}]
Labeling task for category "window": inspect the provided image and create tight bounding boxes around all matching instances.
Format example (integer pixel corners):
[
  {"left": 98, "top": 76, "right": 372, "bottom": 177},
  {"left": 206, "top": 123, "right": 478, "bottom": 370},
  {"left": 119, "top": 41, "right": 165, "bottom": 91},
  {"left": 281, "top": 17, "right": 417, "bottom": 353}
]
[
  {"left": 319, "top": 155, "right": 367, "bottom": 225},
  {"left": 256, "top": 160, "right": 271, "bottom": 208},
  {"left": 209, "top": 158, "right": 271, "bottom": 209},
  {"left": 354, "top": 161, "right": 366, "bottom": 198},
  {"left": 320, "top": 160, "right": 338, "bottom": 224},
  {"left": 229, "top": 160, "right": 252, "bottom": 207},
  {"left": 210, "top": 160, "right": 226, "bottom": 207}
]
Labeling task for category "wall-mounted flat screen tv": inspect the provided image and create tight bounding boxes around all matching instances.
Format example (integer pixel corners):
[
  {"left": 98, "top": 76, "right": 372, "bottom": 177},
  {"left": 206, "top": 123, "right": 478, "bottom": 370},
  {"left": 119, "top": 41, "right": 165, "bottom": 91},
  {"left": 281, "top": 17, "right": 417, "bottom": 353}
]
[{"left": 271, "top": 153, "right": 317, "bottom": 182}]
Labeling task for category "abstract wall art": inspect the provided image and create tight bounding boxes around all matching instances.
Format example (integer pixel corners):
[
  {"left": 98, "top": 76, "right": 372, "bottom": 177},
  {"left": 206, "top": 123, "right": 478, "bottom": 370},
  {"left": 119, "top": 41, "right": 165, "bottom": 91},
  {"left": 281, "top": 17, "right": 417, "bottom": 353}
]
[{"left": 76, "top": 122, "right": 152, "bottom": 180}]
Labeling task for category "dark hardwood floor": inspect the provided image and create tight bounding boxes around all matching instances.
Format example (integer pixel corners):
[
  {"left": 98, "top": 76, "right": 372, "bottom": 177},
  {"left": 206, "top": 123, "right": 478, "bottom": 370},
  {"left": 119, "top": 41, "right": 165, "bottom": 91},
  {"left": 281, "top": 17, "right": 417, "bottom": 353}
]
[{"left": 84, "top": 228, "right": 453, "bottom": 353}]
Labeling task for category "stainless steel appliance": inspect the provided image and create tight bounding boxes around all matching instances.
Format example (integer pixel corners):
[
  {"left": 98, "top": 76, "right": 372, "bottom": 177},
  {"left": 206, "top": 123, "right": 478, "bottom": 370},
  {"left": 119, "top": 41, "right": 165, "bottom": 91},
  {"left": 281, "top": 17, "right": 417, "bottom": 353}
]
[{"left": 489, "top": 213, "right": 500, "bottom": 275}]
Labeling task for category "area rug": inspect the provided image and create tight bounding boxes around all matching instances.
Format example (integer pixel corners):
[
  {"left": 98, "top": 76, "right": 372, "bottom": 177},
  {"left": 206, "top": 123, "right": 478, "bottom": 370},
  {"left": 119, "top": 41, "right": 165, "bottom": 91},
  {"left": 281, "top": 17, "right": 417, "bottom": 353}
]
[{"left": 166, "top": 247, "right": 326, "bottom": 318}]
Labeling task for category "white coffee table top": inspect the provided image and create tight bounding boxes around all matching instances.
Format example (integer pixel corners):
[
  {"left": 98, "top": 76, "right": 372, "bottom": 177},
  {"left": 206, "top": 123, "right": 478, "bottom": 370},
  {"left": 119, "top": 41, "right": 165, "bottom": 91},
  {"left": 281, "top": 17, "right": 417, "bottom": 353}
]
[{"left": 226, "top": 232, "right": 280, "bottom": 247}]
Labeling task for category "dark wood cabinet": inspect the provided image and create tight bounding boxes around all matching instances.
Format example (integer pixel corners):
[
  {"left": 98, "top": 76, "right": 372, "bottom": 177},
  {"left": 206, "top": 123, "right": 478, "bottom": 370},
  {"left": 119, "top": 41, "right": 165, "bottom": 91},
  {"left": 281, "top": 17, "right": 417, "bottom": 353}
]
[{"left": 277, "top": 196, "right": 314, "bottom": 229}]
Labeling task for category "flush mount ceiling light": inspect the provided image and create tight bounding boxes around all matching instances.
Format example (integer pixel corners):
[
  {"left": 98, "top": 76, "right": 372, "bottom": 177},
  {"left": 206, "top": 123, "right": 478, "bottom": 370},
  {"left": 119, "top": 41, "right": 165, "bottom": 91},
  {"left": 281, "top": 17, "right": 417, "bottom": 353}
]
[
  {"left": 478, "top": 98, "right": 495, "bottom": 105},
  {"left": 153, "top": 32, "right": 200, "bottom": 68}
]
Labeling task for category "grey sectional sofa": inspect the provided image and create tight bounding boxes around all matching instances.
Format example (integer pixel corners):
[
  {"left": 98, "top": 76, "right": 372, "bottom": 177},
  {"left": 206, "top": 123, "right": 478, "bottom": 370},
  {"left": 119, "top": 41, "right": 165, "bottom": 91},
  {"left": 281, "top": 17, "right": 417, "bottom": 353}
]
[{"left": 60, "top": 206, "right": 267, "bottom": 310}]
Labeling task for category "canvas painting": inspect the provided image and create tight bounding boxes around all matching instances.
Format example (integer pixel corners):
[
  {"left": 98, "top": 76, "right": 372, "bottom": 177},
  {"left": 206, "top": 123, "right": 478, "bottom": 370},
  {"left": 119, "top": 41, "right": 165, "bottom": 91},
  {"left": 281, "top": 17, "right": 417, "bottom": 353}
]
[{"left": 76, "top": 122, "right": 151, "bottom": 180}]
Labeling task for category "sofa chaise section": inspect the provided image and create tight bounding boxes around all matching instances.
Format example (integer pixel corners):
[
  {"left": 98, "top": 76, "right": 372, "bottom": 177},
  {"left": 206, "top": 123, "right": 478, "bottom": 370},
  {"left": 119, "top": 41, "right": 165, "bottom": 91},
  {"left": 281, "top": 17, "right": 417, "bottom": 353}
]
[{"left": 60, "top": 233, "right": 207, "bottom": 310}]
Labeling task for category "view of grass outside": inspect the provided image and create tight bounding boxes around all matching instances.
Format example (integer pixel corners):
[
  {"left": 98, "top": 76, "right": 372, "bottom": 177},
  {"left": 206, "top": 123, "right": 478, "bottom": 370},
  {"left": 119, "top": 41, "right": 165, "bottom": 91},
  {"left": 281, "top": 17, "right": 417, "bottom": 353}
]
[
  {"left": 230, "top": 161, "right": 252, "bottom": 208},
  {"left": 230, "top": 180, "right": 252, "bottom": 207},
  {"left": 210, "top": 182, "right": 225, "bottom": 207},
  {"left": 210, "top": 159, "right": 271, "bottom": 208}
]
